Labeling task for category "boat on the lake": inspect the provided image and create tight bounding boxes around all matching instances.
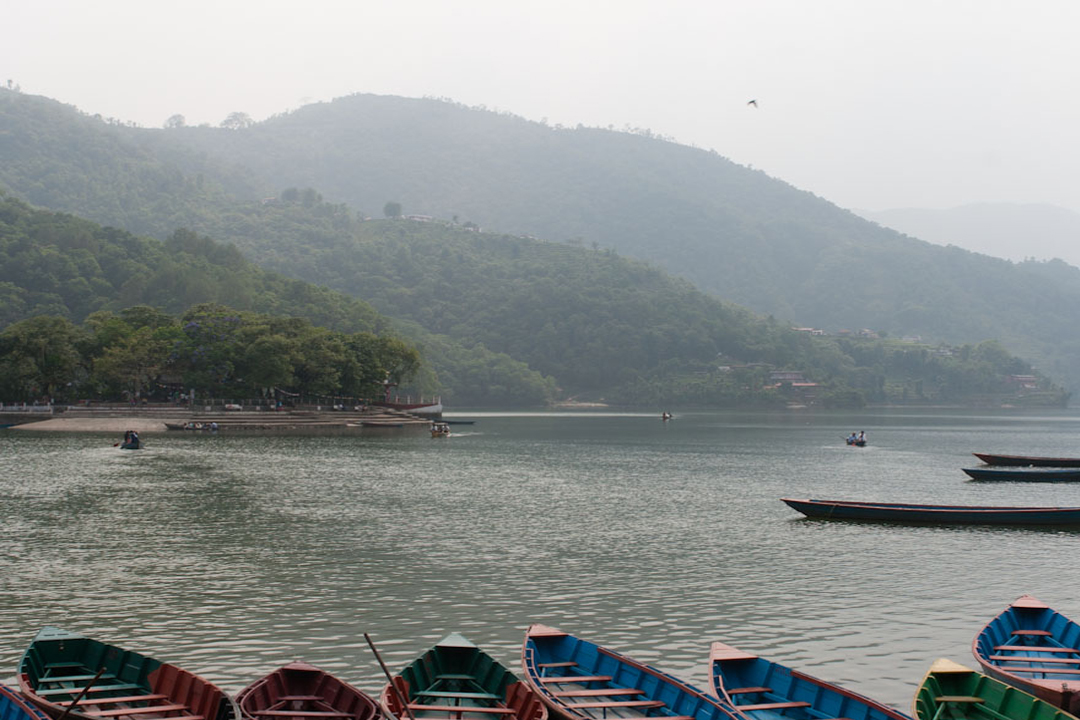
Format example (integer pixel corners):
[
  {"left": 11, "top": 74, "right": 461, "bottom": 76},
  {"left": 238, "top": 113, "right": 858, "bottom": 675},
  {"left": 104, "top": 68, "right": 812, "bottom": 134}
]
[
  {"left": 709, "top": 641, "right": 911, "bottom": 720},
  {"left": 430, "top": 422, "right": 451, "bottom": 437},
  {"left": 972, "top": 595, "right": 1080, "bottom": 712},
  {"left": 973, "top": 453, "right": 1080, "bottom": 468},
  {"left": 236, "top": 661, "right": 380, "bottom": 720},
  {"left": 0, "top": 682, "right": 48, "bottom": 720},
  {"left": 913, "top": 658, "right": 1078, "bottom": 720},
  {"left": 520, "top": 624, "right": 734, "bottom": 720},
  {"left": 962, "top": 467, "right": 1080, "bottom": 482},
  {"left": 379, "top": 633, "right": 546, "bottom": 720},
  {"left": 780, "top": 498, "right": 1080, "bottom": 526},
  {"left": 17, "top": 626, "right": 237, "bottom": 720}
]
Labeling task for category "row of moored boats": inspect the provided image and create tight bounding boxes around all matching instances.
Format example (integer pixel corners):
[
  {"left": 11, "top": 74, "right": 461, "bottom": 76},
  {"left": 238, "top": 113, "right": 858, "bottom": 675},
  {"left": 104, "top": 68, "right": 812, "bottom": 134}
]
[{"left": 5, "top": 596, "right": 1080, "bottom": 720}]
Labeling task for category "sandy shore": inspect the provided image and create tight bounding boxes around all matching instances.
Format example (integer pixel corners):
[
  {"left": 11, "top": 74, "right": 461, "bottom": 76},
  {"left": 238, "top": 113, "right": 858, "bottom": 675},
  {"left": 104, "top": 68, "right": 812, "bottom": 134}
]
[{"left": 9, "top": 417, "right": 180, "bottom": 433}]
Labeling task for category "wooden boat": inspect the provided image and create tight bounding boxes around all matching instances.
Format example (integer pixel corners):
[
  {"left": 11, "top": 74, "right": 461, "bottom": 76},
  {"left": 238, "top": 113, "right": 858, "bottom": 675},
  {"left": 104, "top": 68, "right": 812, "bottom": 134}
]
[
  {"left": 913, "top": 658, "right": 1078, "bottom": 720},
  {"left": 972, "top": 595, "right": 1080, "bottom": 712},
  {"left": 379, "top": 633, "right": 546, "bottom": 720},
  {"left": 431, "top": 423, "right": 451, "bottom": 437},
  {"left": 709, "top": 641, "right": 910, "bottom": 720},
  {"left": 973, "top": 453, "right": 1080, "bottom": 468},
  {"left": 521, "top": 624, "right": 734, "bottom": 720},
  {"left": 846, "top": 439, "right": 867, "bottom": 447},
  {"left": 780, "top": 498, "right": 1080, "bottom": 526},
  {"left": 962, "top": 467, "right": 1080, "bottom": 482},
  {"left": 236, "top": 661, "right": 380, "bottom": 720},
  {"left": 0, "top": 682, "right": 49, "bottom": 720},
  {"left": 17, "top": 626, "right": 238, "bottom": 720}
]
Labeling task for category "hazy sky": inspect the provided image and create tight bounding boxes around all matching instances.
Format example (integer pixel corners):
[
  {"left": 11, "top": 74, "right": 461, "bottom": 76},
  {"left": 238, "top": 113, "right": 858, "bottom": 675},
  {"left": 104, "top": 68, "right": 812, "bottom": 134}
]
[{"left": 5, "top": 0, "right": 1080, "bottom": 213}]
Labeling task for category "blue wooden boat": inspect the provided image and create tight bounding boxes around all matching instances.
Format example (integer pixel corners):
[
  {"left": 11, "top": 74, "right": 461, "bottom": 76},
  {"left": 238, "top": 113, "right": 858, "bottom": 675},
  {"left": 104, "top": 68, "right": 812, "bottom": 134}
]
[
  {"left": 521, "top": 624, "right": 735, "bottom": 720},
  {"left": 962, "top": 467, "right": 1080, "bottom": 482},
  {"left": 780, "top": 498, "right": 1080, "bottom": 526},
  {"left": 972, "top": 595, "right": 1080, "bottom": 712},
  {"left": 973, "top": 453, "right": 1080, "bottom": 468},
  {"left": 709, "top": 641, "right": 911, "bottom": 720},
  {"left": 0, "top": 682, "right": 49, "bottom": 720}
]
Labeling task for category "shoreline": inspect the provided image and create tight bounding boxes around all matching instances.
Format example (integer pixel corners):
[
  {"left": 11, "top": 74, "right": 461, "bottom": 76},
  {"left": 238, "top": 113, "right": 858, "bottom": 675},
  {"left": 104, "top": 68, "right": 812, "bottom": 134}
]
[{"left": 8, "top": 417, "right": 181, "bottom": 433}]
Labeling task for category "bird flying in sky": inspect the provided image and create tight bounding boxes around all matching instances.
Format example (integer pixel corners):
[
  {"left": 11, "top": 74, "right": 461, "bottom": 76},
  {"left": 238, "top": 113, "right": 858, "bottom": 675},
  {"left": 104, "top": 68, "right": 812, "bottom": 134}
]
[{"left": 747, "top": 99, "right": 758, "bottom": 107}]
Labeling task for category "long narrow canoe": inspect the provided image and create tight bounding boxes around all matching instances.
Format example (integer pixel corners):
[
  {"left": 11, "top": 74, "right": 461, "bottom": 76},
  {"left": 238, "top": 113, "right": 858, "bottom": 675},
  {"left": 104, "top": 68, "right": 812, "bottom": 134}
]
[
  {"left": 379, "top": 633, "right": 546, "bottom": 720},
  {"left": 913, "top": 658, "right": 1079, "bottom": 720},
  {"left": 709, "top": 641, "right": 911, "bottom": 720},
  {"left": 17, "top": 626, "right": 238, "bottom": 720},
  {"left": 780, "top": 498, "right": 1080, "bottom": 526},
  {"left": 962, "top": 468, "right": 1080, "bottom": 482},
  {"left": 973, "top": 454, "right": 1080, "bottom": 468},
  {"left": 236, "top": 662, "right": 381, "bottom": 720},
  {"left": 521, "top": 624, "right": 735, "bottom": 720},
  {"left": 0, "top": 682, "right": 50, "bottom": 720},
  {"left": 972, "top": 596, "right": 1080, "bottom": 713}
]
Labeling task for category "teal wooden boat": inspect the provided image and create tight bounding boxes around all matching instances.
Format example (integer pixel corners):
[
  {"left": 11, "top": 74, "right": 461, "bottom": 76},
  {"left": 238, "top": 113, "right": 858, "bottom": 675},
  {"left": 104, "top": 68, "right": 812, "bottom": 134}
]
[
  {"left": 17, "top": 626, "right": 237, "bottom": 720},
  {"left": 521, "top": 624, "right": 735, "bottom": 720},
  {"left": 379, "top": 633, "right": 547, "bottom": 720},
  {"left": 709, "top": 641, "right": 911, "bottom": 720},
  {"left": 913, "top": 658, "right": 1079, "bottom": 720}
]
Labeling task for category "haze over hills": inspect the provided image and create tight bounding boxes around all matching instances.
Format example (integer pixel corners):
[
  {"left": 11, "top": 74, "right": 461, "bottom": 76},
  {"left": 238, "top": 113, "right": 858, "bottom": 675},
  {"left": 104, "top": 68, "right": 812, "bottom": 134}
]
[
  {"left": 859, "top": 203, "right": 1080, "bottom": 267},
  {"left": 2, "top": 87, "right": 1080, "bottom": 394}
]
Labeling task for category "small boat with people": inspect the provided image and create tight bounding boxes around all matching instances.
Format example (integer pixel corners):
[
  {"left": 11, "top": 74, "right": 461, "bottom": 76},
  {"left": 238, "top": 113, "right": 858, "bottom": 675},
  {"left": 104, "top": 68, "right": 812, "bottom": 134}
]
[
  {"left": 118, "top": 430, "right": 141, "bottom": 449},
  {"left": 378, "top": 633, "right": 547, "bottom": 720},
  {"left": 709, "top": 641, "right": 910, "bottom": 720},
  {"left": 973, "top": 453, "right": 1080, "bottom": 468},
  {"left": 520, "top": 624, "right": 734, "bottom": 720},
  {"left": 17, "top": 626, "right": 237, "bottom": 720},
  {"left": 430, "top": 422, "right": 451, "bottom": 437},
  {"left": 236, "top": 661, "right": 380, "bottom": 720},
  {"left": 972, "top": 595, "right": 1080, "bottom": 712},
  {"left": 845, "top": 431, "right": 867, "bottom": 447},
  {"left": 961, "top": 467, "right": 1080, "bottom": 482},
  {"left": 913, "top": 658, "right": 1076, "bottom": 720},
  {"left": 780, "top": 498, "right": 1080, "bottom": 526}
]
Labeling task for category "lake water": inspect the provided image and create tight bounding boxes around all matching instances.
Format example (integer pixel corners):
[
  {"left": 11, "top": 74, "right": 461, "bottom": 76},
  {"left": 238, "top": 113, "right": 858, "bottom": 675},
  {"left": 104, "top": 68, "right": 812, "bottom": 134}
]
[{"left": 2, "top": 408, "right": 1080, "bottom": 714}]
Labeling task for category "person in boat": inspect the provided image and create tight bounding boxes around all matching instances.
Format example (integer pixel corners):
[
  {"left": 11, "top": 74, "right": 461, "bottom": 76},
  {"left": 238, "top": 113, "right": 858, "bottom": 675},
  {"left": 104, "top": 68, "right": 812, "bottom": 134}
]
[
  {"left": 123, "top": 430, "right": 132, "bottom": 445},
  {"left": 846, "top": 432, "right": 858, "bottom": 445},
  {"left": 857, "top": 430, "right": 866, "bottom": 443},
  {"left": 662, "top": 412, "right": 672, "bottom": 420}
]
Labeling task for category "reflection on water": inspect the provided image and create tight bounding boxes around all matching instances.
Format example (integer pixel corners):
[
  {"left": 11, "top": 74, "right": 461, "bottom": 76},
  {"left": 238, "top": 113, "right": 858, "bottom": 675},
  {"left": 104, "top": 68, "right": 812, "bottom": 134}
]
[{"left": 2, "top": 408, "right": 1080, "bottom": 711}]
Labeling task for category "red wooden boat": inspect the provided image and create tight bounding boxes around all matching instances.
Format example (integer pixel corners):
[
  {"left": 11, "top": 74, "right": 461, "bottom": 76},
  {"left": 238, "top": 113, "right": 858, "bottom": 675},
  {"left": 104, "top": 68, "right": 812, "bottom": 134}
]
[
  {"left": 236, "top": 662, "right": 381, "bottom": 720},
  {"left": 973, "top": 453, "right": 1080, "bottom": 468}
]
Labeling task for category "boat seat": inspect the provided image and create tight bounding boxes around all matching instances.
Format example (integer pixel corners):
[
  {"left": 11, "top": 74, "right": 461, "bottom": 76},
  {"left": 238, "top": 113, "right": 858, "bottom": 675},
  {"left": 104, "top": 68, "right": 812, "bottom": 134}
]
[
  {"left": 538, "top": 676, "right": 612, "bottom": 685},
  {"left": 251, "top": 712, "right": 355, "bottom": 717},
  {"left": 726, "top": 688, "right": 771, "bottom": 695},
  {"left": 552, "top": 689, "right": 642, "bottom": 698},
  {"left": 935, "top": 697, "right": 984, "bottom": 704},
  {"left": 39, "top": 685, "right": 143, "bottom": 697},
  {"left": 40, "top": 674, "right": 119, "bottom": 684},
  {"left": 406, "top": 705, "right": 514, "bottom": 715},
  {"left": 565, "top": 701, "right": 665, "bottom": 709},
  {"left": 90, "top": 704, "right": 190, "bottom": 717},
  {"left": 737, "top": 702, "right": 812, "bottom": 711},
  {"left": 64, "top": 695, "right": 169, "bottom": 706},
  {"left": 435, "top": 676, "right": 478, "bottom": 681},
  {"left": 1004, "top": 667, "right": 1080, "bottom": 675},
  {"left": 276, "top": 696, "right": 326, "bottom": 702},
  {"left": 990, "top": 655, "right": 1080, "bottom": 664},
  {"left": 538, "top": 662, "right": 577, "bottom": 669},
  {"left": 1012, "top": 630, "right": 1052, "bottom": 636},
  {"left": 415, "top": 692, "right": 500, "bottom": 700},
  {"left": 993, "top": 645, "right": 1079, "bottom": 653},
  {"left": 45, "top": 663, "right": 87, "bottom": 670}
]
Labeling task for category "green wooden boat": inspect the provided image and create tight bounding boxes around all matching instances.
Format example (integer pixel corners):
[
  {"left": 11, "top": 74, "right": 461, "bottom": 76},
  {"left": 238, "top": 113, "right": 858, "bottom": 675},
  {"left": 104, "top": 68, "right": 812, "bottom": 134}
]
[
  {"left": 17, "top": 626, "right": 237, "bottom": 720},
  {"left": 913, "top": 659, "right": 1079, "bottom": 720},
  {"left": 379, "top": 633, "right": 547, "bottom": 720}
]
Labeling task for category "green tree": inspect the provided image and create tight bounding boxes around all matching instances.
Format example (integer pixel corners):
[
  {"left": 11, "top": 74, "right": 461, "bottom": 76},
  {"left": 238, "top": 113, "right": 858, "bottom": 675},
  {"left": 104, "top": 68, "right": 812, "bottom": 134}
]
[{"left": 383, "top": 201, "right": 403, "bottom": 218}]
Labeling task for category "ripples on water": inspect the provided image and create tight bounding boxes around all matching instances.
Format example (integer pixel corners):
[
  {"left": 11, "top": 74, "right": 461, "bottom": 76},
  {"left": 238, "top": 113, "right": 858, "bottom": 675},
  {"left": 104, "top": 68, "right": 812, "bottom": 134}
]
[{"left": 1, "top": 409, "right": 1080, "bottom": 711}]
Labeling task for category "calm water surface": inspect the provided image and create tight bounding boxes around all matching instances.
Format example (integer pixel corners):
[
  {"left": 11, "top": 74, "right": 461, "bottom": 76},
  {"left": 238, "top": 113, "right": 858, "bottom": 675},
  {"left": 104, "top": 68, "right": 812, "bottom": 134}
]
[{"left": 2, "top": 408, "right": 1080, "bottom": 712}]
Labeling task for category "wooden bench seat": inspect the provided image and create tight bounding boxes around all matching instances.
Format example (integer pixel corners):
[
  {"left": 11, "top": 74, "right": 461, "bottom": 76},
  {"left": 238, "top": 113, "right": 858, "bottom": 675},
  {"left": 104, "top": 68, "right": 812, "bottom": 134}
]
[
  {"left": 538, "top": 662, "right": 577, "bottom": 669},
  {"left": 435, "top": 676, "right": 478, "bottom": 681},
  {"left": 552, "top": 689, "right": 642, "bottom": 698},
  {"left": 64, "top": 695, "right": 169, "bottom": 706},
  {"left": 990, "top": 655, "right": 1080, "bottom": 664},
  {"left": 1003, "top": 667, "right": 1080, "bottom": 676},
  {"left": 1012, "top": 630, "right": 1052, "bottom": 636},
  {"left": 935, "top": 697, "right": 984, "bottom": 703},
  {"left": 727, "top": 687, "right": 771, "bottom": 696},
  {"left": 737, "top": 702, "right": 812, "bottom": 711},
  {"left": 91, "top": 704, "right": 189, "bottom": 717},
  {"left": 40, "top": 674, "right": 119, "bottom": 684},
  {"left": 250, "top": 712, "right": 353, "bottom": 718},
  {"left": 275, "top": 697, "right": 326, "bottom": 702},
  {"left": 565, "top": 701, "right": 664, "bottom": 709},
  {"left": 39, "top": 685, "right": 142, "bottom": 697},
  {"left": 538, "top": 676, "right": 611, "bottom": 685},
  {"left": 993, "top": 645, "right": 1078, "bottom": 654},
  {"left": 415, "top": 692, "right": 500, "bottom": 700},
  {"left": 406, "top": 705, "right": 513, "bottom": 715}
]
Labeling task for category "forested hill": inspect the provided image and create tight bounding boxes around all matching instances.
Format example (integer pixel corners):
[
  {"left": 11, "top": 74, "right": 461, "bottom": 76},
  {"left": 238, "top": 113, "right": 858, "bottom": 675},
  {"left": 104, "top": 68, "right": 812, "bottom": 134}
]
[{"left": 2, "top": 88, "right": 1080, "bottom": 392}]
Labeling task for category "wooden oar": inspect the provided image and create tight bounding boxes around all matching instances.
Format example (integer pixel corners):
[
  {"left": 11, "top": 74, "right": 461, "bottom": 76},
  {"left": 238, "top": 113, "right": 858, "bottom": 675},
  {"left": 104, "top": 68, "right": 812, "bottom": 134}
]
[
  {"left": 56, "top": 666, "right": 107, "bottom": 720},
  {"left": 364, "top": 633, "right": 416, "bottom": 720}
]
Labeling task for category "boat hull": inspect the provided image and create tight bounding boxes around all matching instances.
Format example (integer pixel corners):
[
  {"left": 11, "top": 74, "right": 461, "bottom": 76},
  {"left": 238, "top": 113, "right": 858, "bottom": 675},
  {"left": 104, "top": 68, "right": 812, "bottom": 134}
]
[
  {"left": 521, "top": 624, "right": 734, "bottom": 720},
  {"left": 973, "top": 453, "right": 1080, "bottom": 467},
  {"left": 914, "top": 658, "right": 1078, "bottom": 720},
  {"left": 0, "top": 682, "right": 49, "bottom": 720},
  {"left": 17, "top": 626, "right": 237, "bottom": 720},
  {"left": 972, "top": 595, "right": 1080, "bottom": 712},
  {"left": 709, "top": 641, "right": 910, "bottom": 720},
  {"left": 781, "top": 498, "right": 1080, "bottom": 525},
  {"left": 963, "top": 467, "right": 1080, "bottom": 482},
  {"left": 236, "top": 662, "right": 380, "bottom": 720}
]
